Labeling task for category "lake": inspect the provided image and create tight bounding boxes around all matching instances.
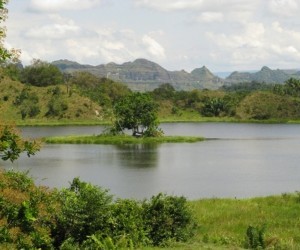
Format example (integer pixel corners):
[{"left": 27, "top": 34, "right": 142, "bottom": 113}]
[{"left": 2, "top": 123, "right": 300, "bottom": 200}]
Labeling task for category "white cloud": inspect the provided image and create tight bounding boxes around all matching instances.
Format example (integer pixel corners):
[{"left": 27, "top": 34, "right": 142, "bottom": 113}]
[
  {"left": 135, "top": 0, "right": 204, "bottom": 11},
  {"left": 29, "top": 0, "right": 102, "bottom": 12},
  {"left": 135, "top": 0, "right": 259, "bottom": 12},
  {"left": 268, "top": 0, "right": 299, "bottom": 16},
  {"left": 206, "top": 20, "right": 300, "bottom": 69},
  {"left": 142, "top": 35, "right": 166, "bottom": 59},
  {"left": 196, "top": 12, "right": 223, "bottom": 22},
  {"left": 25, "top": 19, "right": 80, "bottom": 39}
]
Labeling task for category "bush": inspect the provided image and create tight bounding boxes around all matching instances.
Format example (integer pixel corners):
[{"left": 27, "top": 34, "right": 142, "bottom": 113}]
[
  {"left": 110, "top": 199, "right": 149, "bottom": 246},
  {"left": 53, "top": 178, "right": 113, "bottom": 246},
  {"left": 201, "top": 97, "right": 228, "bottom": 117},
  {"left": 0, "top": 170, "right": 58, "bottom": 250},
  {"left": 14, "top": 88, "right": 40, "bottom": 119},
  {"left": 142, "top": 193, "right": 196, "bottom": 246},
  {"left": 244, "top": 225, "right": 266, "bottom": 249},
  {"left": 46, "top": 97, "right": 68, "bottom": 117}
]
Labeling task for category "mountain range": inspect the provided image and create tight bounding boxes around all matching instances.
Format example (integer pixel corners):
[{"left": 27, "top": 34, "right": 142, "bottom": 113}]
[{"left": 52, "top": 58, "right": 300, "bottom": 91}]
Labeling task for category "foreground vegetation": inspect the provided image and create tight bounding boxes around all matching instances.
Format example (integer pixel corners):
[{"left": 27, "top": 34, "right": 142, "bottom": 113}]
[
  {"left": 0, "top": 169, "right": 196, "bottom": 249},
  {"left": 0, "top": 169, "right": 300, "bottom": 249}
]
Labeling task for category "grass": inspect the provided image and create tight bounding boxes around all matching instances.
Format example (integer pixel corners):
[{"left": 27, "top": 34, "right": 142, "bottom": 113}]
[
  {"left": 44, "top": 134, "right": 205, "bottom": 144},
  {"left": 145, "top": 193, "right": 300, "bottom": 249}
]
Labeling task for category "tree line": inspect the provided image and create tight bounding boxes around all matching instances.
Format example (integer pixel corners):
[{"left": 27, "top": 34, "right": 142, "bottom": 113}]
[{"left": 4, "top": 59, "right": 300, "bottom": 125}]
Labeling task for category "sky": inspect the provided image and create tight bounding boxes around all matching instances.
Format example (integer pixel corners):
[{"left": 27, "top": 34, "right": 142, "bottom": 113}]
[{"left": 4, "top": 0, "right": 300, "bottom": 73}]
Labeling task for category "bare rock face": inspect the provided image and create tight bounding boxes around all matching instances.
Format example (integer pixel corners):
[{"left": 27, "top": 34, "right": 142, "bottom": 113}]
[
  {"left": 225, "top": 66, "right": 294, "bottom": 84},
  {"left": 53, "top": 58, "right": 223, "bottom": 91},
  {"left": 52, "top": 59, "right": 300, "bottom": 91}
]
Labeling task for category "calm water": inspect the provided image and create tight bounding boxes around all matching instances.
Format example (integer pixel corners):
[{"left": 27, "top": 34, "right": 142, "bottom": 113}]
[{"left": 2, "top": 123, "right": 300, "bottom": 200}]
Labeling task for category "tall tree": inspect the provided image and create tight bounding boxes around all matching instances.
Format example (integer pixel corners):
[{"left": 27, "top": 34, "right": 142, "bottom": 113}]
[{"left": 113, "top": 93, "right": 161, "bottom": 137}]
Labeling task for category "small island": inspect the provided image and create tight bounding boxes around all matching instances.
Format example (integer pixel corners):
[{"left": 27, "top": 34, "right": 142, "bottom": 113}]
[
  {"left": 43, "top": 92, "right": 204, "bottom": 145},
  {"left": 44, "top": 134, "right": 204, "bottom": 144}
]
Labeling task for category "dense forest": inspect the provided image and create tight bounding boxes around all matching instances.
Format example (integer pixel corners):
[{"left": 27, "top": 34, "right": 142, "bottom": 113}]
[{"left": 1, "top": 60, "right": 300, "bottom": 124}]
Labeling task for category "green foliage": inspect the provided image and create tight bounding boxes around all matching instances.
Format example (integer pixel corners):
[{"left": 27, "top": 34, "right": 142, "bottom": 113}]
[
  {"left": 14, "top": 87, "right": 40, "bottom": 119},
  {"left": 110, "top": 199, "right": 148, "bottom": 246},
  {"left": 0, "top": 77, "right": 102, "bottom": 123},
  {"left": 113, "top": 92, "right": 161, "bottom": 137},
  {"left": 53, "top": 177, "right": 113, "bottom": 245},
  {"left": 244, "top": 225, "right": 266, "bottom": 249},
  {"left": 0, "top": 170, "right": 58, "bottom": 250},
  {"left": 273, "top": 78, "right": 300, "bottom": 97},
  {"left": 0, "top": 125, "right": 40, "bottom": 162},
  {"left": 81, "top": 234, "right": 134, "bottom": 250},
  {"left": 2, "top": 63, "right": 22, "bottom": 81},
  {"left": 201, "top": 97, "right": 228, "bottom": 117},
  {"left": 70, "top": 72, "right": 131, "bottom": 108},
  {"left": 2, "top": 170, "right": 300, "bottom": 249},
  {"left": 21, "top": 59, "right": 64, "bottom": 87},
  {"left": 142, "top": 193, "right": 196, "bottom": 246},
  {"left": 51, "top": 179, "right": 195, "bottom": 248},
  {"left": 69, "top": 71, "right": 101, "bottom": 89},
  {"left": 221, "top": 81, "right": 274, "bottom": 93},
  {"left": 46, "top": 87, "right": 68, "bottom": 117},
  {"left": 236, "top": 91, "right": 300, "bottom": 120},
  {"left": 152, "top": 83, "right": 176, "bottom": 100}
]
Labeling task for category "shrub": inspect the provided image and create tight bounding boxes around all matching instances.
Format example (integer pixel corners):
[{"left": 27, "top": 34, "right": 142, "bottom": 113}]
[
  {"left": 53, "top": 178, "right": 113, "bottom": 246},
  {"left": 142, "top": 193, "right": 196, "bottom": 246},
  {"left": 45, "top": 97, "right": 68, "bottom": 117},
  {"left": 110, "top": 199, "right": 149, "bottom": 246},
  {"left": 14, "top": 88, "right": 40, "bottom": 119},
  {"left": 0, "top": 170, "right": 58, "bottom": 250},
  {"left": 244, "top": 225, "right": 266, "bottom": 249},
  {"left": 201, "top": 97, "right": 228, "bottom": 117}
]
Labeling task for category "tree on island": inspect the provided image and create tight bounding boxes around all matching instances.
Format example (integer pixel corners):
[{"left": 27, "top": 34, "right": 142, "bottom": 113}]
[{"left": 112, "top": 92, "right": 163, "bottom": 137}]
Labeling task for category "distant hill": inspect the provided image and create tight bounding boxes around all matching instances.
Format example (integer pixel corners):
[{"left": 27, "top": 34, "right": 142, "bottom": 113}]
[
  {"left": 52, "top": 59, "right": 300, "bottom": 91},
  {"left": 225, "top": 66, "right": 300, "bottom": 84},
  {"left": 52, "top": 59, "right": 223, "bottom": 91}
]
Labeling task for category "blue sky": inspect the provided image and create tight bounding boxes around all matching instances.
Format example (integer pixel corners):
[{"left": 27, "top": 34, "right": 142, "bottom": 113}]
[{"left": 5, "top": 0, "right": 300, "bottom": 72}]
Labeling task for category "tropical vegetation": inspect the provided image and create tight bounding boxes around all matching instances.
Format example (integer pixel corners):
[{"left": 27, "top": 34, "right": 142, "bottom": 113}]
[{"left": 1, "top": 169, "right": 300, "bottom": 249}]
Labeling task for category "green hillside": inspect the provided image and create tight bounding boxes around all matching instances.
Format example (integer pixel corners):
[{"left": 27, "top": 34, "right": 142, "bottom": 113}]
[{"left": 0, "top": 76, "right": 102, "bottom": 125}]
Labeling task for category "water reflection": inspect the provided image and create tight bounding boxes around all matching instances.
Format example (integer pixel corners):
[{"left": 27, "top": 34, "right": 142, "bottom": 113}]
[{"left": 114, "top": 144, "right": 159, "bottom": 169}]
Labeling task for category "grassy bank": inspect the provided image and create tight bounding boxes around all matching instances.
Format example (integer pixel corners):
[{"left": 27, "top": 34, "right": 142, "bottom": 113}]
[
  {"left": 146, "top": 193, "right": 300, "bottom": 249},
  {"left": 187, "top": 194, "right": 300, "bottom": 249},
  {"left": 44, "top": 134, "right": 205, "bottom": 144}
]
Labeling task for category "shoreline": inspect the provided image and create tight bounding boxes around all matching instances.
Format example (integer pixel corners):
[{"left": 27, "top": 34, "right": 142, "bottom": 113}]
[{"left": 14, "top": 117, "right": 300, "bottom": 127}]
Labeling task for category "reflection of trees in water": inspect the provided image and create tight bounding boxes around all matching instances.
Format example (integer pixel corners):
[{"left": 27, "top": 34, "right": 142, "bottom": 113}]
[{"left": 115, "top": 144, "right": 159, "bottom": 168}]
